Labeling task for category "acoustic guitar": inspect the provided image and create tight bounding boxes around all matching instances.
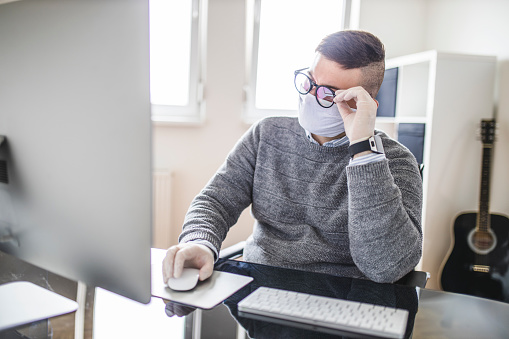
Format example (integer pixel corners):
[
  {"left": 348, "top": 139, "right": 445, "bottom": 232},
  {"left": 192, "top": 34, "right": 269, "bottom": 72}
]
[{"left": 440, "top": 119, "right": 509, "bottom": 302}]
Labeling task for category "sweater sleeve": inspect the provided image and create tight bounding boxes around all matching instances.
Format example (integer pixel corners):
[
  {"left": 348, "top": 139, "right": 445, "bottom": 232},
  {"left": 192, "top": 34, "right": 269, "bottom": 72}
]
[
  {"left": 178, "top": 122, "right": 259, "bottom": 254},
  {"left": 346, "top": 144, "right": 423, "bottom": 283}
]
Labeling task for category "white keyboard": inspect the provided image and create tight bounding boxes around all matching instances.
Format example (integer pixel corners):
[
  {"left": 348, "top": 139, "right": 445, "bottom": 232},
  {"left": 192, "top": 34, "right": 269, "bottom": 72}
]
[{"left": 237, "top": 287, "right": 409, "bottom": 339}]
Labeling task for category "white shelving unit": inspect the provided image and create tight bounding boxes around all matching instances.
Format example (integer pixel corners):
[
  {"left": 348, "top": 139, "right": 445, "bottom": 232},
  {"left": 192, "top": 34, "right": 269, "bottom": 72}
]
[{"left": 375, "top": 51, "right": 497, "bottom": 289}]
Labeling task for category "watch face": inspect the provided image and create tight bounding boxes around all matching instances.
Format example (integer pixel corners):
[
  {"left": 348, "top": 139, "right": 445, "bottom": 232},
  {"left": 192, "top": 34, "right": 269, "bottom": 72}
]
[{"left": 370, "top": 135, "right": 384, "bottom": 154}]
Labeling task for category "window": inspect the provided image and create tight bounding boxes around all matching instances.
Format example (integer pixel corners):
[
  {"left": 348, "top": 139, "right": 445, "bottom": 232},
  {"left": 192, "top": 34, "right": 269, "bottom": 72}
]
[
  {"left": 149, "top": 0, "right": 206, "bottom": 123},
  {"left": 244, "top": 0, "right": 349, "bottom": 123}
]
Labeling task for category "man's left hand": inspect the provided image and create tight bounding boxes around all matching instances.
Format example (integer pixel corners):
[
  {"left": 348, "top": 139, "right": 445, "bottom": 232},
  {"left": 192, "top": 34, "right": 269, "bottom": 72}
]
[{"left": 334, "top": 86, "right": 378, "bottom": 143}]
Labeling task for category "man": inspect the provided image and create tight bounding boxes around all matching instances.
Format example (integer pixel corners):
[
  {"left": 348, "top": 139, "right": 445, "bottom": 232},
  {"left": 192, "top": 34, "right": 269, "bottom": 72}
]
[{"left": 163, "top": 30, "right": 423, "bottom": 285}]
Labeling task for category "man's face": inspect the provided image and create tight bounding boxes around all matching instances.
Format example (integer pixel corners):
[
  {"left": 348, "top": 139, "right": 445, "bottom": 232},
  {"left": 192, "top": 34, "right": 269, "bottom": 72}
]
[{"left": 308, "top": 53, "right": 362, "bottom": 109}]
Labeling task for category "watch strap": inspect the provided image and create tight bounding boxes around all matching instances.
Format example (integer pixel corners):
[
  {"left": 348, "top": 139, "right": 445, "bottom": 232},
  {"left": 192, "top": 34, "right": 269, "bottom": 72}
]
[{"left": 348, "top": 135, "right": 384, "bottom": 158}]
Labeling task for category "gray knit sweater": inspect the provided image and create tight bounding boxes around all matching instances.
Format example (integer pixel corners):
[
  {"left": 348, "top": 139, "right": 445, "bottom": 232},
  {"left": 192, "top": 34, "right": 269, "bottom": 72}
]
[{"left": 179, "top": 117, "right": 423, "bottom": 283}]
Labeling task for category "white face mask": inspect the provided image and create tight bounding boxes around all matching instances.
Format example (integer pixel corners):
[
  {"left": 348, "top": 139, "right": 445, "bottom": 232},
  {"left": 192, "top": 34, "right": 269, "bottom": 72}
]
[{"left": 297, "top": 93, "right": 345, "bottom": 138}]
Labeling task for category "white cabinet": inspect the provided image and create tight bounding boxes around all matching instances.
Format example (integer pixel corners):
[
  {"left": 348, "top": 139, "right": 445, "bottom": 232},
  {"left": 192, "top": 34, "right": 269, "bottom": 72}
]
[{"left": 375, "top": 51, "right": 497, "bottom": 289}]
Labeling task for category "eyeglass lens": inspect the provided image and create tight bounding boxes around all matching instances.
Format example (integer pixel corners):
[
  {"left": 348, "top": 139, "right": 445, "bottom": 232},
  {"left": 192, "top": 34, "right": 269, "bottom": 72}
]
[
  {"left": 316, "top": 86, "right": 334, "bottom": 107},
  {"left": 294, "top": 71, "right": 335, "bottom": 108},
  {"left": 295, "top": 73, "right": 311, "bottom": 94},
  {"left": 316, "top": 87, "right": 334, "bottom": 107}
]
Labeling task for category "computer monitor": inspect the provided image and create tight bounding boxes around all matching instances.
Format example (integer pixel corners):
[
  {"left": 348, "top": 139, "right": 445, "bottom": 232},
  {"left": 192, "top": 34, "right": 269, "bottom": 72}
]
[{"left": 0, "top": 0, "right": 152, "bottom": 327}]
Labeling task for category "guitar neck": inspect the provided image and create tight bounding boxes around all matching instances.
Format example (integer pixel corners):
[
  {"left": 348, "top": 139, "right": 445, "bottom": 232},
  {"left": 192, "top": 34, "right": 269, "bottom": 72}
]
[{"left": 477, "top": 119, "right": 495, "bottom": 232}]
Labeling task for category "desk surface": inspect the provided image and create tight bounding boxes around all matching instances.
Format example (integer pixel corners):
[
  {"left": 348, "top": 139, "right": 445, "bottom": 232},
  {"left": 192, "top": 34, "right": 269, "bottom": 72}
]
[
  {"left": 208, "top": 259, "right": 509, "bottom": 339},
  {"left": 99, "top": 257, "right": 509, "bottom": 339},
  {"left": 2, "top": 251, "right": 509, "bottom": 339}
]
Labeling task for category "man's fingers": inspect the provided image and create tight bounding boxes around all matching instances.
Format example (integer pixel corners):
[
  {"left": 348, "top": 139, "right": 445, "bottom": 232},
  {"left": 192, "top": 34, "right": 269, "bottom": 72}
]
[
  {"left": 162, "top": 245, "right": 180, "bottom": 283},
  {"left": 162, "top": 243, "right": 214, "bottom": 283},
  {"left": 341, "top": 90, "right": 361, "bottom": 102},
  {"left": 173, "top": 245, "right": 197, "bottom": 278},
  {"left": 335, "top": 86, "right": 371, "bottom": 103},
  {"left": 199, "top": 260, "right": 214, "bottom": 281},
  {"left": 335, "top": 100, "right": 354, "bottom": 116},
  {"left": 334, "top": 88, "right": 352, "bottom": 102}
]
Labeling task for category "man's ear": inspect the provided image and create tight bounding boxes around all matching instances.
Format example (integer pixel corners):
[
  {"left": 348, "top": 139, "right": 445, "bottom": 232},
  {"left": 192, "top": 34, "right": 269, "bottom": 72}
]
[{"left": 374, "top": 99, "right": 379, "bottom": 108}]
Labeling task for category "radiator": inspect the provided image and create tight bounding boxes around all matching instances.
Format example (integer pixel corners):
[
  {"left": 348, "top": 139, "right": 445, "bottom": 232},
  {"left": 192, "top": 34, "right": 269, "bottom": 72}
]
[{"left": 152, "top": 170, "right": 172, "bottom": 249}]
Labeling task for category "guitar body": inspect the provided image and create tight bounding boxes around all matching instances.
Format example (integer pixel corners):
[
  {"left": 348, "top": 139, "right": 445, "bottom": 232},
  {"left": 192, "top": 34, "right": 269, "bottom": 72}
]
[{"left": 441, "top": 212, "right": 509, "bottom": 302}]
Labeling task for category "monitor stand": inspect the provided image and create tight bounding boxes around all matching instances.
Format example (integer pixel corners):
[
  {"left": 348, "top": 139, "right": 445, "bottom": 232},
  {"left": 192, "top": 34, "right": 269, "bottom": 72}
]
[{"left": 0, "top": 281, "right": 78, "bottom": 332}]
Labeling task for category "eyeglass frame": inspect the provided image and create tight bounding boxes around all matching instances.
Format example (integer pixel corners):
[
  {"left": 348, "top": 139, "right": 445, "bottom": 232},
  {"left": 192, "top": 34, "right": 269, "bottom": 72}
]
[{"left": 294, "top": 67, "right": 337, "bottom": 108}]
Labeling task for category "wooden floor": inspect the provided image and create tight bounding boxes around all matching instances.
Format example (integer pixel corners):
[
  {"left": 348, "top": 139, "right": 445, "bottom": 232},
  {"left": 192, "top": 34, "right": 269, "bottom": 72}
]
[{"left": 49, "top": 287, "right": 95, "bottom": 339}]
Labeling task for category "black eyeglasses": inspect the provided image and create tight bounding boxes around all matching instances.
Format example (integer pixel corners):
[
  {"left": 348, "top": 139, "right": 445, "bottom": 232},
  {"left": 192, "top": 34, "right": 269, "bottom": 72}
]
[{"left": 294, "top": 67, "right": 336, "bottom": 108}]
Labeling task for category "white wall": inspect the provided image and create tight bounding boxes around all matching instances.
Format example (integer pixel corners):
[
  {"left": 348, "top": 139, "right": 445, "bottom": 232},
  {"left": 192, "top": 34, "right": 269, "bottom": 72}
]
[
  {"left": 155, "top": 0, "right": 509, "bottom": 290},
  {"left": 356, "top": 0, "right": 429, "bottom": 58}
]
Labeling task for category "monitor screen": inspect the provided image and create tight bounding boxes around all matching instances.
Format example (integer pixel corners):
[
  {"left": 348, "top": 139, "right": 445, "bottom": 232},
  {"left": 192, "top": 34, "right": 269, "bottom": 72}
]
[{"left": 0, "top": 0, "right": 152, "bottom": 304}]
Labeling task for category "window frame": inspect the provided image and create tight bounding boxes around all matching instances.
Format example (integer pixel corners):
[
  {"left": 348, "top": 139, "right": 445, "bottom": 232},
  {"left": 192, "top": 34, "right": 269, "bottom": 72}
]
[
  {"left": 151, "top": 0, "right": 207, "bottom": 125},
  {"left": 242, "top": 0, "right": 355, "bottom": 124}
]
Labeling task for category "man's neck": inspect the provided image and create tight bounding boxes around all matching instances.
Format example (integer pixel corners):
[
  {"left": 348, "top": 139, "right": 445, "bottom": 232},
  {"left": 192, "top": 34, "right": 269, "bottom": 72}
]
[{"left": 311, "top": 132, "right": 347, "bottom": 146}]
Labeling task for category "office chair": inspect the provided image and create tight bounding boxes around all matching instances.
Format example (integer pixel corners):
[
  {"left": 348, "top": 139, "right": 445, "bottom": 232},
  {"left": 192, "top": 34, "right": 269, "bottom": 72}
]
[{"left": 219, "top": 241, "right": 430, "bottom": 289}]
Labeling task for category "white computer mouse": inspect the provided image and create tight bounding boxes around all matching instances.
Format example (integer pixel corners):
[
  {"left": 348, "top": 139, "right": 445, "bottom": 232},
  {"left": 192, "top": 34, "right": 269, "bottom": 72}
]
[{"left": 167, "top": 268, "right": 200, "bottom": 291}]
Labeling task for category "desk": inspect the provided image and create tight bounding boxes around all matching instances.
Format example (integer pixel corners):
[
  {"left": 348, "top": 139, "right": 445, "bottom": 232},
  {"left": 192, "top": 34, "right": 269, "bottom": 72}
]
[
  {"left": 177, "top": 259, "right": 509, "bottom": 339},
  {"left": 2, "top": 255, "right": 509, "bottom": 339}
]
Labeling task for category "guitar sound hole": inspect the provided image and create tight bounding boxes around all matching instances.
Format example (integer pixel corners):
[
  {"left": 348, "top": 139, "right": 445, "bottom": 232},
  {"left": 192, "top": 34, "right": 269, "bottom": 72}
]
[
  {"left": 467, "top": 229, "right": 497, "bottom": 255},
  {"left": 473, "top": 232, "right": 494, "bottom": 249}
]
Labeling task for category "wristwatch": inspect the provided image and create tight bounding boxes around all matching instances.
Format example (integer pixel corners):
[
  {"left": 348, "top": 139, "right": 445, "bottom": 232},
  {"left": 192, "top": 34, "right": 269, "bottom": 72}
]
[{"left": 348, "top": 135, "right": 384, "bottom": 158}]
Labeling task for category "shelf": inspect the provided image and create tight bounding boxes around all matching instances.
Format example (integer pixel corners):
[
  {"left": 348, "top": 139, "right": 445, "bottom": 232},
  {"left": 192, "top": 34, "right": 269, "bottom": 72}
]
[
  {"left": 376, "top": 116, "right": 428, "bottom": 124},
  {"left": 377, "top": 50, "right": 498, "bottom": 289}
]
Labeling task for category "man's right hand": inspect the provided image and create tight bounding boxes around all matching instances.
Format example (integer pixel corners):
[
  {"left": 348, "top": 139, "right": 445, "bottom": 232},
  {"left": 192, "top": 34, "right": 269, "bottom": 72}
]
[{"left": 162, "top": 243, "right": 214, "bottom": 285}]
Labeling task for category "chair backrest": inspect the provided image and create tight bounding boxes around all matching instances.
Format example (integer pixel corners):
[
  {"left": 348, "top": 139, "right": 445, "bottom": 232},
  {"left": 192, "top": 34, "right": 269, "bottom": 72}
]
[
  {"left": 219, "top": 241, "right": 246, "bottom": 260},
  {"left": 395, "top": 270, "right": 430, "bottom": 288}
]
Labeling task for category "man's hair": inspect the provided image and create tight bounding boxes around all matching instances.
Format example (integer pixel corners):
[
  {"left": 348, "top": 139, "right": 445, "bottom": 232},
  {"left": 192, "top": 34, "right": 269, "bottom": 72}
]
[{"left": 315, "top": 30, "right": 385, "bottom": 98}]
